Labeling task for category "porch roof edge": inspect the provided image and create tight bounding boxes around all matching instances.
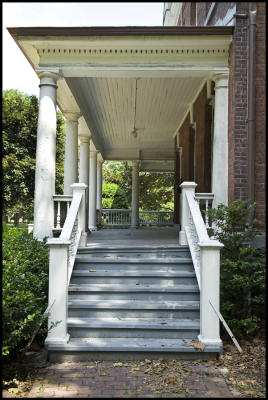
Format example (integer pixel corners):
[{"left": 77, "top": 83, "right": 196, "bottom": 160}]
[{"left": 7, "top": 26, "right": 234, "bottom": 37}]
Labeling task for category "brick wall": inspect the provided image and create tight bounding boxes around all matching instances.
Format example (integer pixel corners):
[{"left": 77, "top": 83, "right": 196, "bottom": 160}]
[
  {"left": 209, "top": 2, "right": 236, "bottom": 25},
  {"left": 230, "top": 3, "right": 249, "bottom": 203},
  {"left": 255, "top": 2, "right": 266, "bottom": 227}
]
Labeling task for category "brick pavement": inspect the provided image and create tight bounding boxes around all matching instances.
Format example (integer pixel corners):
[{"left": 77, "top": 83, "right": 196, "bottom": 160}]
[{"left": 25, "top": 360, "right": 236, "bottom": 398}]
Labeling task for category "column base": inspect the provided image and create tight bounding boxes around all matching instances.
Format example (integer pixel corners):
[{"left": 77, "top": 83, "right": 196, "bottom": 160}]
[
  {"left": 198, "top": 334, "right": 222, "bottom": 347},
  {"left": 88, "top": 225, "right": 98, "bottom": 232},
  {"left": 45, "top": 333, "right": 70, "bottom": 345}
]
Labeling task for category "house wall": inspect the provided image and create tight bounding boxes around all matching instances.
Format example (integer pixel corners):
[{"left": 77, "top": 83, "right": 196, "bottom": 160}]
[
  {"left": 171, "top": 2, "right": 266, "bottom": 227},
  {"left": 255, "top": 2, "right": 266, "bottom": 227}
]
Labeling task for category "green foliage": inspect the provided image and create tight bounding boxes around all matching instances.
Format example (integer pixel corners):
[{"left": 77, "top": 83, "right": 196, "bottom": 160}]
[
  {"left": 207, "top": 200, "right": 266, "bottom": 337},
  {"left": 2, "top": 89, "right": 65, "bottom": 221},
  {"left": 139, "top": 172, "right": 174, "bottom": 211},
  {"left": 2, "top": 227, "right": 49, "bottom": 356},
  {"left": 103, "top": 161, "right": 174, "bottom": 211},
  {"left": 102, "top": 183, "right": 129, "bottom": 209}
]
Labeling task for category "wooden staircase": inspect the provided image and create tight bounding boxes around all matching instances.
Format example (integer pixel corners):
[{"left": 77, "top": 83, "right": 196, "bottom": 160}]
[{"left": 47, "top": 245, "right": 222, "bottom": 361}]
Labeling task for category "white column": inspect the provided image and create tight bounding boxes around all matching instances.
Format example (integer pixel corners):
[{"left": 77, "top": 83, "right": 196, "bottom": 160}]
[
  {"left": 63, "top": 113, "right": 80, "bottom": 195},
  {"left": 211, "top": 73, "right": 229, "bottom": 208},
  {"left": 96, "top": 159, "right": 103, "bottom": 211},
  {"left": 178, "top": 181, "right": 197, "bottom": 245},
  {"left": 79, "top": 136, "right": 89, "bottom": 185},
  {"left": 33, "top": 71, "right": 59, "bottom": 240},
  {"left": 88, "top": 149, "right": 98, "bottom": 231},
  {"left": 131, "top": 161, "right": 140, "bottom": 228},
  {"left": 79, "top": 136, "right": 90, "bottom": 232}
]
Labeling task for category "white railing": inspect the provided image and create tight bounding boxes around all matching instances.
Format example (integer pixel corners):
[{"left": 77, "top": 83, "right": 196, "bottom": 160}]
[
  {"left": 139, "top": 211, "right": 174, "bottom": 226},
  {"left": 53, "top": 195, "right": 73, "bottom": 232},
  {"left": 179, "top": 182, "right": 223, "bottom": 348},
  {"left": 102, "top": 209, "right": 131, "bottom": 226},
  {"left": 101, "top": 209, "right": 174, "bottom": 226},
  {"left": 195, "top": 193, "right": 214, "bottom": 228},
  {"left": 45, "top": 183, "right": 87, "bottom": 346}
]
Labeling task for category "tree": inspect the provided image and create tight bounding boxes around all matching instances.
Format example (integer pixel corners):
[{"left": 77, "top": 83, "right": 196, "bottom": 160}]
[
  {"left": 102, "top": 161, "right": 174, "bottom": 210},
  {"left": 2, "top": 89, "right": 65, "bottom": 224}
]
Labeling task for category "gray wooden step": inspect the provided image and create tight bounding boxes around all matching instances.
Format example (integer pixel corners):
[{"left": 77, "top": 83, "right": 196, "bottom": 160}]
[
  {"left": 70, "top": 270, "right": 197, "bottom": 285},
  {"left": 47, "top": 337, "right": 222, "bottom": 362},
  {"left": 68, "top": 283, "right": 200, "bottom": 301},
  {"left": 68, "top": 299, "right": 200, "bottom": 319},
  {"left": 67, "top": 317, "right": 200, "bottom": 339}
]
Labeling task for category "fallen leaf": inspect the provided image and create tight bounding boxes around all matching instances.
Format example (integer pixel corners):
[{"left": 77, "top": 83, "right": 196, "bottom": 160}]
[
  {"left": 8, "top": 388, "right": 21, "bottom": 394},
  {"left": 145, "top": 359, "right": 152, "bottom": 364},
  {"left": 113, "top": 362, "right": 123, "bottom": 367},
  {"left": 190, "top": 340, "right": 206, "bottom": 351}
]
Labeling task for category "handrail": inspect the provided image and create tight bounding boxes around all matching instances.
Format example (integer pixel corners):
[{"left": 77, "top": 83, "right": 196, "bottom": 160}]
[{"left": 179, "top": 182, "right": 225, "bottom": 348}]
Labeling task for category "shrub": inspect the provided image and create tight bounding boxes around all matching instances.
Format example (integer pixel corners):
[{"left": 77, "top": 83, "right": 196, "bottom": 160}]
[
  {"left": 102, "top": 183, "right": 129, "bottom": 209},
  {"left": 207, "top": 200, "right": 266, "bottom": 337},
  {"left": 2, "top": 228, "right": 49, "bottom": 356}
]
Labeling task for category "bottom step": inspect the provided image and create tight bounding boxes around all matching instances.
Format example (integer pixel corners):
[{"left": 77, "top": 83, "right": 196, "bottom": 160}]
[{"left": 46, "top": 337, "right": 222, "bottom": 362}]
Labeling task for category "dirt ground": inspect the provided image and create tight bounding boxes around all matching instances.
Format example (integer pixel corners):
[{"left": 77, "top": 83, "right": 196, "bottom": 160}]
[{"left": 2, "top": 333, "right": 266, "bottom": 398}]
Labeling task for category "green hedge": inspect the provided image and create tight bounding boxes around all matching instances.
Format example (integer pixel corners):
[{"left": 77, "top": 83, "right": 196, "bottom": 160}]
[
  {"left": 207, "top": 200, "right": 266, "bottom": 337},
  {"left": 2, "top": 227, "right": 49, "bottom": 356}
]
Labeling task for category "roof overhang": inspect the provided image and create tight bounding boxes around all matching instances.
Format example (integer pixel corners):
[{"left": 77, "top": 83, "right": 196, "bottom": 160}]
[{"left": 7, "top": 26, "right": 233, "bottom": 171}]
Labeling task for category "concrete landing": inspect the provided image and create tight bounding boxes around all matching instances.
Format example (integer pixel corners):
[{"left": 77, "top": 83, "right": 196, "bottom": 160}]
[{"left": 87, "top": 226, "right": 180, "bottom": 248}]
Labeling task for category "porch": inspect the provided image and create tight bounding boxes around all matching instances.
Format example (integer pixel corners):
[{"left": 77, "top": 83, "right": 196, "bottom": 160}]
[
  {"left": 86, "top": 226, "right": 180, "bottom": 248},
  {"left": 8, "top": 26, "right": 231, "bottom": 360}
]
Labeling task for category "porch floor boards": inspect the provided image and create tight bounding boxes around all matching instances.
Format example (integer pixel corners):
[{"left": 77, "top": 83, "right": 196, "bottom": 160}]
[{"left": 86, "top": 226, "right": 181, "bottom": 248}]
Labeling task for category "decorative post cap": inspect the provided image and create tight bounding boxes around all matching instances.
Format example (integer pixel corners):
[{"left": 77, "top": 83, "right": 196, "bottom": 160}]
[{"left": 179, "top": 181, "right": 197, "bottom": 189}]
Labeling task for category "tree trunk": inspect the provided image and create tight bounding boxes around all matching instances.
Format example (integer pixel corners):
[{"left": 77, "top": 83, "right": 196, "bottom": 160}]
[{"left": 14, "top": 213, "right": 20, "bottom": 227}]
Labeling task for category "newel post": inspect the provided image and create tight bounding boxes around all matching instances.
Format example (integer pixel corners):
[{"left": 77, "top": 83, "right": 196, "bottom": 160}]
[
  {"left": 71, "top": 183, "right": 88, "bottom": 247},
  {"left": 198, "top": 241, "right": 224, "bottom": 346},
  {"left": 45, "top": 239, "right": 70, "bottom": 345},
  {"left": 179, "top": 182, "right": 197, "bottom": 245}
]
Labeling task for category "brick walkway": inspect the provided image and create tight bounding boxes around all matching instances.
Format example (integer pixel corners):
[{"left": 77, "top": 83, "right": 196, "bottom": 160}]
[{"left": 26, "top": 360, "right": 236, "bottom": 398}]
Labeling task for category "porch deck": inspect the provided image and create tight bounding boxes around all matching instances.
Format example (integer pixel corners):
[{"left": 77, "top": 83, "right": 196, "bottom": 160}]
[{"left": 86, "top": 226, "right": 180, "bottom": 248}]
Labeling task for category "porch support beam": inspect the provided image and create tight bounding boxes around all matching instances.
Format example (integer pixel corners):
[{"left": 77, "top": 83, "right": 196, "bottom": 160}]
[
  {"left": 63, "top": 113, "right": 80, "bottom": 195},
  {"left": 79, "top": 135, "right": 90, "bottom": 232},
  {"left": 211, "top": 73, "right": 229, "bottom": 207},
  {"left": 88, "top": 148, "right": 98, "bottom": 231},
  {"left": 33, "top": 70, "right": 60, "bottom": 240},
  {"left": 96, "top": 158, "right": 103, "bottom": 212},
  {"left": 130, "top": 161, "right": 140, "bottom": 229}
]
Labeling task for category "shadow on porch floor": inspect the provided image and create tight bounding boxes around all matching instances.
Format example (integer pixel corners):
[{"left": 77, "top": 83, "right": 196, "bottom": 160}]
[{"left": 86, "top": 226, "right": 181, "bottom": 248}]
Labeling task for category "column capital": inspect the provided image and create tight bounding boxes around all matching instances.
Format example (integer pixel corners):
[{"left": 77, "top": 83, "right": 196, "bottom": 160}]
[
  {"left": 212, "top": 73, "right": 229, "bottom": 89},
  {"left": 36, "top": 69, "right": 61, "bottom": 88},
  {"left": 90, "top": 149, "right": 99, "bottom": 155},
  {"left": 79, "top": 135, "right": 90, "bottom": 143},
  {"left": 64, "top": 112, "right": 81, "bottom": 122},
  {"left": 97, "top": 158, "right": 104, "bottom": 165}
]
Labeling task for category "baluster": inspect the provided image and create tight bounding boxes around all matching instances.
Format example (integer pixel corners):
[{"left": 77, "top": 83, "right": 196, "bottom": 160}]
[
  {"left": 205, "top": 199, "right": 209, "bottom": 228},
  {"left": 56, "top": 201, "right": 61, "bottom": 228}
]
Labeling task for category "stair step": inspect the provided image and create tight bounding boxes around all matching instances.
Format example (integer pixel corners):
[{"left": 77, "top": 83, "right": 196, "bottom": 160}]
[
  {"left": 75, "top": 257, "right": 192, "bottom": 264},
  {"left": 67, "top": 317, "right": 200, "bottom": 339},
  {"left": 48, "top": 337, "right": 220, "bottom": 353},
  {"left": 72, "top": 270, "right": 195, "bottom": 277},
  {"left": 68, "top": 317, "right": 199, "bottom": 330},
  {"left": 69, "top": 284, "right": 199, "bottom": 292},
  {"left": 68, "top": 300, "right": 200, "bottom": 309}
]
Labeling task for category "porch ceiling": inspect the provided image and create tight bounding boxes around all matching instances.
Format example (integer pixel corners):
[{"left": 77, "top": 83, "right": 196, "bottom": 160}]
[
  {"left": 8, "top": 26, "right": 233, "bottom": 169},
  {"left": 66, "top": 75, "right": 204, "bottom": 161}
]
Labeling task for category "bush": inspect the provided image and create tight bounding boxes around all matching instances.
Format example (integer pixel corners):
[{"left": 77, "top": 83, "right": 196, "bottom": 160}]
[
  {"left": 207, "top": 200, "right": 266, "bottom": 337},
  {"left": 102, "top": 183, "right": 129, "bottom": 209},
  {"left": 2, "top": 228, "right": 49, "bottom": 356}
]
